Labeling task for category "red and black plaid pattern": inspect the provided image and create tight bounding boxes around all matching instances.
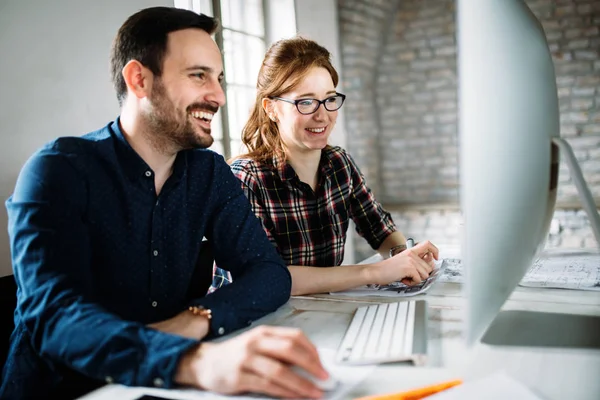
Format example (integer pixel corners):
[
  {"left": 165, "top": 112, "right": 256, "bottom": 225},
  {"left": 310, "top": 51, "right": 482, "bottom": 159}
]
[{"left": 229, "top": 146, "right": 397, "bottom": 267}]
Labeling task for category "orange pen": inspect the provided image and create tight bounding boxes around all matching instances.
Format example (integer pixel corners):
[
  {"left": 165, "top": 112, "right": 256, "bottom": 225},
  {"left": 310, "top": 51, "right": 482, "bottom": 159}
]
[{"left": 354, "top": 379, "right": 463, "bottom": 400}]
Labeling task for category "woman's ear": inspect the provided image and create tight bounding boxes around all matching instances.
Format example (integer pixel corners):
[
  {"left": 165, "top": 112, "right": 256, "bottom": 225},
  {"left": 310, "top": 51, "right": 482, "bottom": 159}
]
[{"left": 262, "top": 98, "right": 279, "bottom": 122}]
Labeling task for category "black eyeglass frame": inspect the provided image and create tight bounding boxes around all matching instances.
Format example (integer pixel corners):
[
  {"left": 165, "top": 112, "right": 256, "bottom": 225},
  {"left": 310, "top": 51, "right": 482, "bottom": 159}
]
[{"left": 269, "top": 92, "right": 346, "bottom": 115}]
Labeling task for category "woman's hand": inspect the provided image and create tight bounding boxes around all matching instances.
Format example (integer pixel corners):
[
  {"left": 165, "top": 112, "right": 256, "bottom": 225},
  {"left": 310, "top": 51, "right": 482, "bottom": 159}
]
[{"left": 368, "top": 240, "right": 439, "bottom": 286}]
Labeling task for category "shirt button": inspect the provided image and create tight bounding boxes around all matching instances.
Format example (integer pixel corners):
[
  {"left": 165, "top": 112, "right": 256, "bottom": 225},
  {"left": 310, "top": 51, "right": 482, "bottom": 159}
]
[
  {"left": 153, "top": 377, "right": 164, "bottom": 387},
  {"left": 218, "top": 327, "right": 225, "bottom": 335},
  {"left": 153, "top": 250, "right": 159, "bottom": 256},
  {"left": 105, "top": 376, "right": 113, "bottom": 384},
  {"left": 151, "top": 301, "right": 158, "bottom": 307},
  {"left": 145, "top": 170, "right": 152, "bottom": 177}
]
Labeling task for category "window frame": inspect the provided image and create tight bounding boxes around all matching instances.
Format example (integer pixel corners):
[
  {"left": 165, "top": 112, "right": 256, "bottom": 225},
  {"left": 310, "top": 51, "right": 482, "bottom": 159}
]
[{"left": 175, "top": 0, "right": 271, "bottom": 160}]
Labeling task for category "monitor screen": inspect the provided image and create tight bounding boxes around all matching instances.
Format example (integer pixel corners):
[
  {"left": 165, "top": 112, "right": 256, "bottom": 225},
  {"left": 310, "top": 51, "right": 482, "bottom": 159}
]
[{"left": 457, "top": 0, "right": 559, "bottom": 345}]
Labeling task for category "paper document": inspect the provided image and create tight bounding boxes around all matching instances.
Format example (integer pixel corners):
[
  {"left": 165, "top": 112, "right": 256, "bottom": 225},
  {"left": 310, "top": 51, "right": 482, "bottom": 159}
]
[
  {"left": 330, "top": 259, "right": 451, "bottom": 297},
  {"left": 358, "top": 251, "right": 599, "bottom": 291},
  {"left": 339, "top": 249, "right": 600, "bottom": 293},
  {"left": 437, "top": 258, "right": 463, "bottom": 283},
  {"left": 408, "top": 253, "right": 600, "bottom": 290},
  {"left": 519, "top": 252, "right": 600, "bottom": 291},
  {"left": 426, "top": 371, "right": 544, "bottom": 400},
  {"left": 79, "top": 349, "right": 374, "bottom": 400}
]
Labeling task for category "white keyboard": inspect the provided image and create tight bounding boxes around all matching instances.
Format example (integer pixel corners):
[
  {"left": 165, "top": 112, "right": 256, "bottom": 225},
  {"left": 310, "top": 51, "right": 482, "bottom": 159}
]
[{"left": 336, "top": 300, "right": 427, "bottom": 365}]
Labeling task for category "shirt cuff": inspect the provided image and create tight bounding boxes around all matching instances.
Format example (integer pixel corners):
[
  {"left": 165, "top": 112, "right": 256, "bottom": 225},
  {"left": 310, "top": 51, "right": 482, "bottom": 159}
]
[
  {"left": 187, "top": 298, "right": 246, "bottom": 339},
  {"left": 138, "top": 330, "right": 199, "bottom": 389}
]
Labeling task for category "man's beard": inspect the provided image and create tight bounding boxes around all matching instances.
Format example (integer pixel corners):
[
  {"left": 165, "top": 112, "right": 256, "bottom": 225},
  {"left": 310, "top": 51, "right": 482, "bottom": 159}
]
[{"left": 145, "top": 79, "right": 216, "bottom": 151}]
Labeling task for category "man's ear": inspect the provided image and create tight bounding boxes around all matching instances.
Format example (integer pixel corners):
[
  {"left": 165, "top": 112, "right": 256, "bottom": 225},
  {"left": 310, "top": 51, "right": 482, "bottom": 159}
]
[
  {"left": 122, "top": 60, "right": 152, "bottom": 100},
  {"left": 262, "top": 97, "right": 278, "bottom": 122}
]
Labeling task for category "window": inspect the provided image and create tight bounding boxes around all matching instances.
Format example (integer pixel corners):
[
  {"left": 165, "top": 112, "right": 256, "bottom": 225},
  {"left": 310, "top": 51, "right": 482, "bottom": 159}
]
[{"left": 174, "top": 0, "right": 296, "bottom": 160}]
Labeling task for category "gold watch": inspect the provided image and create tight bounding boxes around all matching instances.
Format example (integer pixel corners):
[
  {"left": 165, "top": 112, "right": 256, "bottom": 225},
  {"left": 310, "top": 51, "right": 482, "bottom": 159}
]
[{"left": 188, "top": 305, "right": 212, "bottom": 320}]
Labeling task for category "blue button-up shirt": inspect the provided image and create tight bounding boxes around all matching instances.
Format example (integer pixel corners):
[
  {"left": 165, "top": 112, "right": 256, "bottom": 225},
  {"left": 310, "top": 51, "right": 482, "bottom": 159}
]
[{"left": 0, "top": 119, "right": 291, "bottom": 399}]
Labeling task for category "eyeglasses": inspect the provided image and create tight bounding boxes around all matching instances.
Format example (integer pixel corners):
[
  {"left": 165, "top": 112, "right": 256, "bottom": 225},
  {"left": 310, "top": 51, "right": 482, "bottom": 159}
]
[{"left": 269, "top": 92, "right": 346, "bottom": 115}]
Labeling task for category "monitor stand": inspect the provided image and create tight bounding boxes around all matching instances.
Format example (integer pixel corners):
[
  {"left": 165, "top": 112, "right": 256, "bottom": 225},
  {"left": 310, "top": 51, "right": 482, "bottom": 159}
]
[
  {"left": 481, "top": 310, "right": 600, "bottom": 349},
  {"left": 552, "top": 137, "right": 600, "bottom": 248},
  {"left": 480, "top": 139, "right": 600, "bottom": 349}
]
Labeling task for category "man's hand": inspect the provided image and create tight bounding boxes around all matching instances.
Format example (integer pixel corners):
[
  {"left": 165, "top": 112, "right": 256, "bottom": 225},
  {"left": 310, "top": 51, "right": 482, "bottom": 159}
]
[
  {"left": 148, "top": 310, "right": 209, "bottom": 340},
  {"left": 175, "top": 326, "right": 328, "bottom": 399},
  {"left": 369, "top": 240, "right": 439, "bottom": 286}
]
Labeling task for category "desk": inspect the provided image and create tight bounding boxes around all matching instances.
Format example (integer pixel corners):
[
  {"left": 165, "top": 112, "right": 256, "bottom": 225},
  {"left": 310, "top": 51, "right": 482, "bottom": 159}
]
[
  {"left": 80, "top": 258, "right": 600, "bottom": 400},
  {"left": 292, "top": 283, "right": 600, "bottom": 399}
]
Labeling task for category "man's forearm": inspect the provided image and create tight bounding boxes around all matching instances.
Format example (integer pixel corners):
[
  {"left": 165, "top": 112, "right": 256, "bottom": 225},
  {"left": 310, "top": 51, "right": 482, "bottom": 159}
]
[
  {"left": 196, "top": 258, "right": 291, "bottom": 337},
  {"left": 148, "top": 310, "right": 210, "bottom": 340},
  {"left": 18, "top": 288, "right": 199, "bottom": 388}
]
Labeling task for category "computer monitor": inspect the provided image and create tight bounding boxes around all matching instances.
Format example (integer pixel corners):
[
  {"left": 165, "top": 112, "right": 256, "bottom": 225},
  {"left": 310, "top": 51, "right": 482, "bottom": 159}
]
[{"left": 457, "top": 0, "right": 600, "bottom": 347}]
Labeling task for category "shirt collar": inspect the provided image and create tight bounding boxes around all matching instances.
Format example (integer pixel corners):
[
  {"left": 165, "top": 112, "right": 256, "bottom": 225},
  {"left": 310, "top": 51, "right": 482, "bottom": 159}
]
[
  {"left": 110, "top": 117, "right": 188, "bottom": 182},
  {"left": 271, "top": 153, "right": 296, "bottom": 182},
  {"left": 319, "top": 146, "right": 334, "bottom": 177}
]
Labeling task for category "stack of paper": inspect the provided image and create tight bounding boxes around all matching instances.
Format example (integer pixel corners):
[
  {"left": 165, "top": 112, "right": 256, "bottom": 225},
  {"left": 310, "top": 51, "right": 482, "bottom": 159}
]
[{"left": 519, "top": 253, "right": 600, "bottom": 291}]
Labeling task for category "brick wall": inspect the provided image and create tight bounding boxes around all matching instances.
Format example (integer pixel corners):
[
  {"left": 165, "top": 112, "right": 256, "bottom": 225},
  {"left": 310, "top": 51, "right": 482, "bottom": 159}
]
[
  {"left": 353, "top": 208, "right": 598, "bottom": 261},
  {"left": 337, "top": 0, "right": 399, "bottom": 195},
  {"left": 338, "top": 0, "right": 600, "bottom": 260}
]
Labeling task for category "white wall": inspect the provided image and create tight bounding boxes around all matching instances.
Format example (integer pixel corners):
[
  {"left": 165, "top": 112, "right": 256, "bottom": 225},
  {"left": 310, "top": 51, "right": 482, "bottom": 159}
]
[
  {"left": 0, "top": 0, "right": 171, "bottom": 277},
  {"left": 267, "top": 0, "right": 297, "bottom": 45}
]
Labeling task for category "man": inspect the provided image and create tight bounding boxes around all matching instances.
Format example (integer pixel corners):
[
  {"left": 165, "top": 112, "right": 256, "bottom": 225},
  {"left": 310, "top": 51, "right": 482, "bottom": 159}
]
[{"left": 0, "top": 7, "right": 327, "bottom": 399}]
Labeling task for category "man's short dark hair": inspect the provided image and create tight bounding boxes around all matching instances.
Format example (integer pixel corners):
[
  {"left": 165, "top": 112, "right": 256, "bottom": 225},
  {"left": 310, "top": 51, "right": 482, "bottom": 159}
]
[{"left": 110, "top": 7, "right": 219, "bottom": 106}]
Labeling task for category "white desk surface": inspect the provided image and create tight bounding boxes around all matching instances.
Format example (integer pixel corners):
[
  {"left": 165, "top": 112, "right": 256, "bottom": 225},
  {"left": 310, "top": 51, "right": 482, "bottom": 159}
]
[{"left": 80, "top": 252, "right": 600, "bottom": 400}]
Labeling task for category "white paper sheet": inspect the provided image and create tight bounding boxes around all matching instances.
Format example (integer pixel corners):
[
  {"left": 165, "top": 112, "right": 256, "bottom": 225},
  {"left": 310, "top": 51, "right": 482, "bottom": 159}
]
[
  {"left": 426, "top": 372, "right": 544, "bottom": 400},
  {"left": 411, "top": 253, "right": 600, "bottom": 290},
  {"left": 337, "top": 250, "right": 600, "bottom": 293},
  {"left": 330, "top": 259, "right": 455, "bottom": 297},
  {"left": 79, "top": 349, "right": 374, "bottom": 400},
  {"left": 436, "top": 258, "right": 463, "bottom": 283},
  {"left": 519, "top": 253, "right": 600, "bottom": 291},
  {"left": 376, "top": 252, "right": 600, "bottom": 291}
]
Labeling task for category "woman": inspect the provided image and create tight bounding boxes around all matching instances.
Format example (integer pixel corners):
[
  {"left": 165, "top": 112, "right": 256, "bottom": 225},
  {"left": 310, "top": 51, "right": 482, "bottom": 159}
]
[{"left": 227, "top": 37, "right": 438, "bottom": 296}]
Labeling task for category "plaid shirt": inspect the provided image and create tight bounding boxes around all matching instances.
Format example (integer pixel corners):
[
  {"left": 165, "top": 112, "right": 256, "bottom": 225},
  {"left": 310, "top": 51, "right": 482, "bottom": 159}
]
[
  {"left": 211, "top": 147, "right": 396, "bottom": 289},
  {"left": 211, "top": 146, "right": 396, "bottom": 289}
]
